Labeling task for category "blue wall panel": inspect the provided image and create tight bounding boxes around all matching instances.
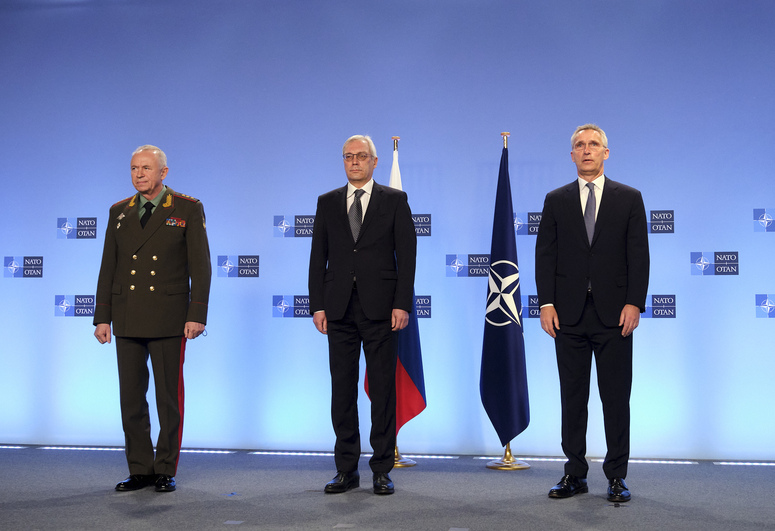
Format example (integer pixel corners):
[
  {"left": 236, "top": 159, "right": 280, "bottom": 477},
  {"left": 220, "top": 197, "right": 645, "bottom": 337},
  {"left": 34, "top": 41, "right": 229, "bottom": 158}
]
[{"left": 1, "top": 0, "right": 774, "bottom": 460}]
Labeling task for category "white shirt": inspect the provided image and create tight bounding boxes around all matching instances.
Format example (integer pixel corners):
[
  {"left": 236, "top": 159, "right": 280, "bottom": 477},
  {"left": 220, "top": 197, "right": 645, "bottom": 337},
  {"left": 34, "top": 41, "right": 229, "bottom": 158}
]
[
  {"left": 579, "top": 174, "right": 605, "bottom": 221},
  {"left": 347, "top": 178, "right": 374, "bottom": 220}
]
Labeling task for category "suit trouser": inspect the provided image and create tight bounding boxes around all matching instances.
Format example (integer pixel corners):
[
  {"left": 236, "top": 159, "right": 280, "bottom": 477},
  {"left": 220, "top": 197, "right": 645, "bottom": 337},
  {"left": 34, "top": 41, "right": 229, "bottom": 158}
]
[
  {"left": 554, "top": 294, "right": 632, "bottom": 480},
  {"left": 327, "top": 288, "right": 397, "bottom": 474},
  {"left": 115, "top": 336, "right": 187, "bottom": 477}
]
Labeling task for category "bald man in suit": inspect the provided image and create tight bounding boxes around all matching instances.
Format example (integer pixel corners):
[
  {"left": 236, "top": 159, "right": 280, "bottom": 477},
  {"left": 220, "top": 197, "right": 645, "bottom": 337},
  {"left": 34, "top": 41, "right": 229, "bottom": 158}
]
[{"left": 536, "top": 124, "right": 649, "bottom": 503}]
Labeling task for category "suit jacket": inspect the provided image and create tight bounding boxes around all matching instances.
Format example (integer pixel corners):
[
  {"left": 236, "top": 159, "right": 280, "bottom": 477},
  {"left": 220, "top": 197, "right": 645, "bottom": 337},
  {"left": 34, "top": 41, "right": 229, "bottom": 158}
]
[
  {"left": 94, "top": 187, "right": 212, "bottom": 338},
  {"left": 309, "top": 181, "right": 417, "bottom": 322},
  {"left": 535, "top": 177, "right": 649, "bottom": 328}
]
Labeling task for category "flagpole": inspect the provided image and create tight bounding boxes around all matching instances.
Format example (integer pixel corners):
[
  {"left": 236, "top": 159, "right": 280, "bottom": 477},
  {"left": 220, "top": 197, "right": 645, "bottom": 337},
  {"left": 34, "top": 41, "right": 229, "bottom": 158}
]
[
  {"left": 389, "top": 135, "right": 418, "bottom": 469},
  {"left": 485, "top": 132, "right": 530, "bottom": 471}
]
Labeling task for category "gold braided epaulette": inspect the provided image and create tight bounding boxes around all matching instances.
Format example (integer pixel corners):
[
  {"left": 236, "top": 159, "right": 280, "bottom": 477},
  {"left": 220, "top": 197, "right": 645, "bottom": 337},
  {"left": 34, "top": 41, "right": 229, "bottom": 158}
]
[
  {"left": 111, "top": 195, "right": 135, "bottom": 208},
  {"left": 173, "top": 192, "right": 199, "bottom": 203}
]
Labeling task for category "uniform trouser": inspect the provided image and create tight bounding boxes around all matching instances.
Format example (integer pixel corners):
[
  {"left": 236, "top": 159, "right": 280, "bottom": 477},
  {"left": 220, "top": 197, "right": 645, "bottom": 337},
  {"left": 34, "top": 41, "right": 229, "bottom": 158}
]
[
  {"left": 115, "top": 336, "right": 186, "bottom": 477},
  {"left": 554, "top": 294, "right": 633, "bottom": 480},
  {"left": 327, "top": 289, "right": 397, "bottom": 474}
]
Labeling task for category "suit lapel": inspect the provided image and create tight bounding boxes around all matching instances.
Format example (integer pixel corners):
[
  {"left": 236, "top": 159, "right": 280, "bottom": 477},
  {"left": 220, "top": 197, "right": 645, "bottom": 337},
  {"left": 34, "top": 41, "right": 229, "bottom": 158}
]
[
  {"left": 563, "top": 182, "right": 589, "bottom": 246},
  {"left": 334, "top": 185, "right": 351, "bottom": 239},
  {"left": 592, "top": 177, "right": 616, "bottom": 245},
  {"left": 358, "top": 182, "right": 381, "bottom": 242}
]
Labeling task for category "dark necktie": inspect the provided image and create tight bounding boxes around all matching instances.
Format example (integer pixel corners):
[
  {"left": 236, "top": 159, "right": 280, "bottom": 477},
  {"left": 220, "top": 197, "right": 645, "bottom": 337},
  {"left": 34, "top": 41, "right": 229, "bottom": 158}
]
[
  {"left": 140, "top": 202, "right": 154, "bottom": 228},
  {"left": 349, "top": 189, "right": 364, "bottom": 241},
  {"left": 584, "top": 182, "right": 595, "bottom": 244}
]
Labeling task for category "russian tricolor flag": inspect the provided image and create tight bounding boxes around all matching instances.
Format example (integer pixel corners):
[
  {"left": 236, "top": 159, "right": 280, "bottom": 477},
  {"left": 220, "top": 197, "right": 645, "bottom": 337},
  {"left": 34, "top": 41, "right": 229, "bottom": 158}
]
[{"left": 366, "top": 142, "right": 426, "bottom": 433}]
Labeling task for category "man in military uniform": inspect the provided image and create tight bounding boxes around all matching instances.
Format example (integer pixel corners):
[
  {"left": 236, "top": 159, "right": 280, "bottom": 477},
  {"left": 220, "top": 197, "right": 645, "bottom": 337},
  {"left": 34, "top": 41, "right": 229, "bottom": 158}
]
[{"left": 94, "top": 145, "right": 211, "bottom": 493}]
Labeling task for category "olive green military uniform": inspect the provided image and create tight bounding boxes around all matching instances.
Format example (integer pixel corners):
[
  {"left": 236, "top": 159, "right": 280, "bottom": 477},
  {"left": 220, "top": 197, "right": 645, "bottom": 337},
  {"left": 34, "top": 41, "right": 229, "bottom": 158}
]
[{"left": 94, "top": 186, "right": 211, "bottom": 476}]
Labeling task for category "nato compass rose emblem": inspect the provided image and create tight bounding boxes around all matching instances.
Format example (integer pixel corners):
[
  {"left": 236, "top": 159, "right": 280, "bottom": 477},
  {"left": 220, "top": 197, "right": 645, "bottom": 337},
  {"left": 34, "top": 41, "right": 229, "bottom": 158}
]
[
  {"left": 277, "top": 218, "right": 292, "bottom": 235},
  {"left": 275, "top": 298, "right": 291, "bottom": 315},
  {"left": 758, "top": 212, "right": 773, "bottom": 230},
  {"left": 759, "top": 297, "right": 775, "bottom": 315},
  {"left": 6, "top": 259, "right": 20, "bottom": 275},
  {"left": 450, "top": 257, "right": 466, "bottom": 274},
  {"left": 513, "top": 214, "right": 524, "bottom": 233},
  {"left": 693, "top": 254, "right": 711, "bottom": 272},
  {"left": 60, "top": 220, "right": 74, "bottom": 236},
  {"left": 220, "top": 258, "right": 235, "bottom": 275},
  {"left": 57, "top": 298, "right": 71, "bottom": 314},
  {"left": 485, "top": 260, "right": 522, "bottom": 327}
]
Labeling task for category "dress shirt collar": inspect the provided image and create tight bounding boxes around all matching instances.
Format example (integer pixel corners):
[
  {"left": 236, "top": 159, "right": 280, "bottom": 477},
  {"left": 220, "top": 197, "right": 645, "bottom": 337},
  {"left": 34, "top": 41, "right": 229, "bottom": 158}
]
[
  {"left": 138, "top": 185, "right": 167, "bottom": 209},
  {"left": 578, "top": 174, "right": 605, "bottom": 194},
  {"left": 347, "top": 178, "right": 374, "bottom": 198},
  {"left": 137, "top": 185, "right": 167, "bottom": 219}
]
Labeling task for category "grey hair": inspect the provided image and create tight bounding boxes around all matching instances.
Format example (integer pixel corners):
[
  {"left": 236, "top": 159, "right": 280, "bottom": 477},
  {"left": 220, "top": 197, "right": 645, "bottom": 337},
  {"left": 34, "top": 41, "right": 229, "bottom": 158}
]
[
  {"left": 571, "top": 124, "right": 608, "bottom": 149},
  {"left": 342, "top": 135, "right": 377, "bottom": 159},
  {"left": 132, "top": 145, "right": 168, "bottom": 169}
]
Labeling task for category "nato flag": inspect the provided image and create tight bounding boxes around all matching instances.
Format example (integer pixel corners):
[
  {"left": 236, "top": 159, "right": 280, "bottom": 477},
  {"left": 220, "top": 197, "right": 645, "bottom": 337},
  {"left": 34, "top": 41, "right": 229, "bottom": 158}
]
[{"left": 480, "top": 146, "right": 530, "bottom": 447}]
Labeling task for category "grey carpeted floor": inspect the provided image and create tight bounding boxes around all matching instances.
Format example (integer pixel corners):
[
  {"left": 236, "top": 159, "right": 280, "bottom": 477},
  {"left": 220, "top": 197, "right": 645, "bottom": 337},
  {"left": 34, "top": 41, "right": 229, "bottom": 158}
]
[{"left": 1, "top": 446, "right": 773, "bottom": 530}]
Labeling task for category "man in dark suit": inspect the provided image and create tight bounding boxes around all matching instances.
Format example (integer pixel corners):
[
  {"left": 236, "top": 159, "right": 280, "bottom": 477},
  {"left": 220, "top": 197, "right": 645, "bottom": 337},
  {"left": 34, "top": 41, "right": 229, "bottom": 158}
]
[
  {"left": 309, "top": 134, "right": 417, "bottom": 495},
  {"left": 535, "top": 124, "right": 649, "bottom": 503},
  {"left": 94, "top": 145, "right": 211, "bottom": 493}
]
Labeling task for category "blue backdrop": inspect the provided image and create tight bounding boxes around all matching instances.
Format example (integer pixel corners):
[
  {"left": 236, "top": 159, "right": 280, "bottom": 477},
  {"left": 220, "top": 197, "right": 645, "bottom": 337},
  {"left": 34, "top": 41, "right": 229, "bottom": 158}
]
[{"left": 1, "top": 0, "right": 774, "bottom": 461}]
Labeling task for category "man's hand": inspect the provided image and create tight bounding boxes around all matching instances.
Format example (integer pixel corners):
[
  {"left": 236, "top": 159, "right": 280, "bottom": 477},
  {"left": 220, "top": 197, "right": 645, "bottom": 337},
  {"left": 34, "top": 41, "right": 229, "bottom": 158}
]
[
  {"left": 619, "top": 304, "right": 641, "bottom": 337},
  {"left": 391, "top": 309, "right": 409, "bottom": 331},
  {"left": 184, "top": 321, "right": 205, "bottom": 340},
  {"left": 94, "top": 323, "right": 112, "bottom": 344},
  {"left": 313, "top": 311, "right": 327, "bottom": 334},
  {"left": 540, "top": 306, "right": 560, "bottom": 338}
]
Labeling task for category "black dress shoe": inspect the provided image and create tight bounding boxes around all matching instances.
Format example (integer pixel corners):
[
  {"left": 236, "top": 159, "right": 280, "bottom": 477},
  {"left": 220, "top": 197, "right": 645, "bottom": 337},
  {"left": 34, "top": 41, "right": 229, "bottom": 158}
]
[
  {"left": 607, "top": 477, "right": 631, "bottom": 502},
  {"left": 548, "top": 474, "right": 588, "bottom": 498},
  {"left": 115, "top": 474, "right": 155, "bottom": 491},
  {"left": 372, "top": 472, "right": 394, "bottom": 495},
  {"left": 155, "top": 474, "right": 176, "bottom": 492},
  {"left": 324, "top": 471, "right": 360, "bottom": 494}
]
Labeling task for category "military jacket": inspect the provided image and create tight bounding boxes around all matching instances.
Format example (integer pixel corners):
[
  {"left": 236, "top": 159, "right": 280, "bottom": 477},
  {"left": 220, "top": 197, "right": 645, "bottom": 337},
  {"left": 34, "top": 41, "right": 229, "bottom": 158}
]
[{"left": 94, "top": 187, "right": 211, "bottom": 338}]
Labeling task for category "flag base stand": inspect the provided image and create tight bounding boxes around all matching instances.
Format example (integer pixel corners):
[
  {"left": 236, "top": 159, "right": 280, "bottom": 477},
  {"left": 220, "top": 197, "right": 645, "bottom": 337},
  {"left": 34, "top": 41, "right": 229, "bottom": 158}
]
[
  {"left": 486, "top": 443, "right": 530, "bottom": 470},
  {"left": 393, "top": 445, "right": 416, "bottom": 468}
]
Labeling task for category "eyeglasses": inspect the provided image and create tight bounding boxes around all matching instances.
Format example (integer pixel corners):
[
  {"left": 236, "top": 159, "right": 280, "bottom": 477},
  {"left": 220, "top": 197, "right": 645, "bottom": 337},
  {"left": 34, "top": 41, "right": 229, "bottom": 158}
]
[
  {"left": 343, "top": 152, "right": 372, "bottom": 162},
  {"left": 573, "top": 141, "right": 605, "bottom": 152}
]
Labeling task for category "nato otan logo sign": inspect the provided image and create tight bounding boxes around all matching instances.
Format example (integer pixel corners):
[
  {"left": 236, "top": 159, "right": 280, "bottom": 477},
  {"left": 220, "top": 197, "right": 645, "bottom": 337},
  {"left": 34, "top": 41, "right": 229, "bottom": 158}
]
[
  {"left": 273, "top": 295, "right": 311, "bottom": 317},
  {"left": 57, "top": 217, "right": 97, "bottom": 239},
  {"left": 514, "top": 212, "right": 541, "bottom": 235},
  {"left": 274, "top": 215, "right": 315, "bottom": 237},
  {"left": 643, "top": 295, "right": 676, "bottom": 318},
  {"left": 446, "top": 254, "right": 490, "bottom": 277},
  {"left": 217, "top": 255, "right": 259, "bottom": 277},
  {"left": 4, "top": 256, "right": 43, "bottom": 278},
  {"left": 754, "top": 209, "right": 775, "bottom": 232},
  {"left": 522, "top": 295, "right": 540, "bottom": 318},
  {"left": 690, "top": 252, "right": 739, "bottom": 275},
  {"left": 755, "top": 295, "right": 775, "bottom": 318},
  {"left": 412, "top": 214, "right": 432, "bottom": 236},
  {"left": 415, "top": 295, "right": 431, "bottom": 317},
  {"left": 649, "top": 210, "right": 674, "bottom": 234},
  {"left": 55, "top": 295, "right": 95, "bottom": 317}
]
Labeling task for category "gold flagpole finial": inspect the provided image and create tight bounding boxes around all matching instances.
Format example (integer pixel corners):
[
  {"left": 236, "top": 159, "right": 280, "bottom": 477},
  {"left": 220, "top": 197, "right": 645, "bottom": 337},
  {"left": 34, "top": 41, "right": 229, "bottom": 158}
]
[
  {"left": 392, "top": 136, "right": 400, "bottom": 151},
  {"left": 501, "top": 132, "right": 510, "bottom": 149}
]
